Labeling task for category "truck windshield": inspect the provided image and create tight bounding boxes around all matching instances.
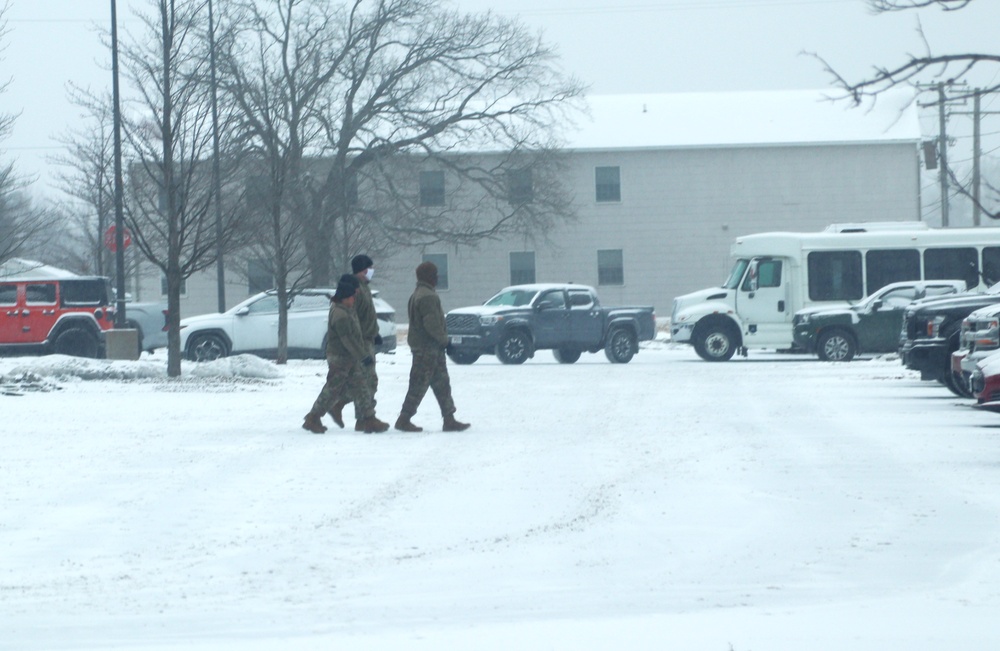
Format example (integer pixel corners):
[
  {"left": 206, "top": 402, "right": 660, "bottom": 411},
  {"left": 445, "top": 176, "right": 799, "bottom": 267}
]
[
  {"left": 485, "top": 289, "right": 538, "bottom": 307},
  {"left": 723, "top": 259, "right": 750, "bottom": 289}
]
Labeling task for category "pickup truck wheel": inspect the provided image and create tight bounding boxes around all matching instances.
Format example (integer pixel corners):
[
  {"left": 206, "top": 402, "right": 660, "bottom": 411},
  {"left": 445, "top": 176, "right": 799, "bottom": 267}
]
[
  {"left": 817, "top": 329, "right": 856, "bottom": 362},
  {"left": 553, "top": 348, "right": 582, "bottom": 364},
  {"left": 604, "top": 328, "right": 637, "bottom": 363},
  {"left": 945, "top": 369, "right": 974, "bottom": 398},
  {"left": 497, "top": 331, "right": 531, "bottom": 365},
  {"left": 693, "top": 321, "right": 737, "bottom": 362},
  {"left": 127, "top": 320, "right": 145, "bottom": 356},
  {"left": 187, "top": 333, "right": 228, "bottom": 362},
  {"left": 447, "top": 349, "right": 480, "bottom": 365},
  {"left": 52, "top": 326, "right": 100, "bottom": 358}
]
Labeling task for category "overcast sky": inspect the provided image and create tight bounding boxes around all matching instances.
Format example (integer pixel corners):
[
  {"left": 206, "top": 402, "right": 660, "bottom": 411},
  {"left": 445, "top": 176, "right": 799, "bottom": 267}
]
[{"left": 4, "top": 0, "right": 1000, "bottom": 196}]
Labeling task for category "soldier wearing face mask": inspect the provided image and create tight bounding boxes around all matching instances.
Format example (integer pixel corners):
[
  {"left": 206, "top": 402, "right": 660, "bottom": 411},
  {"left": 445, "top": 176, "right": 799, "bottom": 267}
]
[{"left": 329, "top": 254, "right": 381, "bottom": 430}]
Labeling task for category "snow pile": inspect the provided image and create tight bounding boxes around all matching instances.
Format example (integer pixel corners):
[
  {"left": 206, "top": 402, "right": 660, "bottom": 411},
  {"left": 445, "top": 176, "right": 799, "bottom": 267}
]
[
  {"left": 2, "top": 354, "right": 167, "bottom": 381},
  {"left": 0, "top": 370, "right": 62, "bottom": 395},
  {"left": 0, "top": 353, "right": 284, "bottom": 386},
  {"left": 184, "top": 353, "right": 284, "bottom": 380}
]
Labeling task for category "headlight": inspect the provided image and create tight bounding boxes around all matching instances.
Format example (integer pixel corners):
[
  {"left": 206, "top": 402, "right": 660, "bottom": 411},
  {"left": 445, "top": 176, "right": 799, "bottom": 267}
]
[
  {"left": 929, "top": 315, "right": 947, "bottom": 338},
  {"left": 796, "top": 314, "right": 810, "bottom": 325},
  {"left": 480, "top": 315, "right": 503, "bottom": 326}
]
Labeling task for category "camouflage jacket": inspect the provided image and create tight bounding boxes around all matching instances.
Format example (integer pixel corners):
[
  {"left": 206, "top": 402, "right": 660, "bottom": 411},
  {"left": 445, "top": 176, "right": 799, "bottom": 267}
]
[
  {"left": 354, "top": 279, "right": 379, "bottom": 343},
  {"left": 407, "top": 281, "right": 448, "bottom": 351},
  {"left": 325, "top": 303, "right": 368, "bottom": 362}
]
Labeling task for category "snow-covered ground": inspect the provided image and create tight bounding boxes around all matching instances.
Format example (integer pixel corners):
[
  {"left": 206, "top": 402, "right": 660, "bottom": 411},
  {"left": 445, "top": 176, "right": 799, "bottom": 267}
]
[{"left": 3, "top": 341, "right": 1000, "bottom": 650}]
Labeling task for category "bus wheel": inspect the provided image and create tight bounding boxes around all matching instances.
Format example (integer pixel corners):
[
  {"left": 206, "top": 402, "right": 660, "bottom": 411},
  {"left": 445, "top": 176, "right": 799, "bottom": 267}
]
[
  {"left": 693, "top": 321, "right": 738, "bottom": 362},
  {"left": 817, "top": 329, "right": 856, "bottom": 362}
]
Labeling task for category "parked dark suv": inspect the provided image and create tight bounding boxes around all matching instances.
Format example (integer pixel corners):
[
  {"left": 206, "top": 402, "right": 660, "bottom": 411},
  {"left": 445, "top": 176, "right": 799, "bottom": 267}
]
[
  {"left": 899, "top": 282, "right": 1000, "bottom": 395},
  {"left": 0, "top": 276, "right": 115, "bottom": 358}
]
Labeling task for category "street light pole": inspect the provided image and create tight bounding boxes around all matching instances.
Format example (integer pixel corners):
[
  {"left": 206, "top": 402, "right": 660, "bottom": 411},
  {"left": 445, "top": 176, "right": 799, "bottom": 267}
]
[
  {"left": 111, "top": 0, "right": 127, "bottom": 328},
  {"left": 208, "top": 0, "right": 226, "bottom": 312}
]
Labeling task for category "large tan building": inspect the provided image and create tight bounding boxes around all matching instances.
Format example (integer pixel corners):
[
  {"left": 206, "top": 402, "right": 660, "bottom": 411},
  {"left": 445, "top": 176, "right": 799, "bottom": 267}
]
[{"left": 136, "top": 89, "right": 924, "bottom": 321}]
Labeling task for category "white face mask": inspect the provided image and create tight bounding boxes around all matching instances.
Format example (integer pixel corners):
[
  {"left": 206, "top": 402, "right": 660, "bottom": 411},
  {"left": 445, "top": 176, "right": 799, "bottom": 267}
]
[{"left": 365, "top": 267, "right": 375, "bottom": 281}]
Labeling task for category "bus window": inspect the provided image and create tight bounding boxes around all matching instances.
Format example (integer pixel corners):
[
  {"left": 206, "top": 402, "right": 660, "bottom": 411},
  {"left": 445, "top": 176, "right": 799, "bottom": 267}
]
[
  {"left": 924, "top": 247, "right": 978, "bottom": 288},
  {"left": 983, "top": 247, "right": 1000, "bottom": 286},
  {"left": 866, "top": 249, "right": 920, "bottom": 294},
  {"left": 808, "top": 250, "right": 862, "bottom": 301}
]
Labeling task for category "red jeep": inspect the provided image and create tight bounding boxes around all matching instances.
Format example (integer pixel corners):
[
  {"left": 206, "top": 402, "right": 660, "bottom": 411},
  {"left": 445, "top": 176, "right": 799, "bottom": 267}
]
[{"left": 0, "top": 276, "right": 116, "bottom": 358}]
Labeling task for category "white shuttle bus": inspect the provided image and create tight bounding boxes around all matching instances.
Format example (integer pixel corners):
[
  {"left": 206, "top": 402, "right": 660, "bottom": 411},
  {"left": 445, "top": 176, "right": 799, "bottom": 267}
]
[{"left": 670, "top": 222, "right": 1000, "bottom": 361}]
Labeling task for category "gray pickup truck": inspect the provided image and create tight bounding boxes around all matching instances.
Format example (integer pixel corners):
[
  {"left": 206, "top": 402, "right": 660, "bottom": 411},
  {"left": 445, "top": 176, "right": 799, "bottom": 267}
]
[{"left": 444, "top": 283, "right": 656, "bottom": 365}]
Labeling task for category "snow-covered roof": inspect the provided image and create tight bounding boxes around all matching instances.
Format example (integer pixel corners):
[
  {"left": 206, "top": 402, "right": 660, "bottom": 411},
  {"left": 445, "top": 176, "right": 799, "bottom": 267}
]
[
  {"left": 0, "top": 258, "right": 80, "bottom": 280},
  {"left": 567, "top": 88, "right": 922, "bottom": 151}
]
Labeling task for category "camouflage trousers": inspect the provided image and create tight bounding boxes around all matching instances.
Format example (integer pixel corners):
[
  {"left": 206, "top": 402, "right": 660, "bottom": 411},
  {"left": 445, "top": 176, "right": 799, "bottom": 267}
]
[
  {"left": 341, "top": 343, "right": 378, "bottom": 420},
  {"left": 309, "top": 357, "right": 374, "bottom": 420},
  {"left": 400, "top": 347, "right": 455, "bottom": 419}
]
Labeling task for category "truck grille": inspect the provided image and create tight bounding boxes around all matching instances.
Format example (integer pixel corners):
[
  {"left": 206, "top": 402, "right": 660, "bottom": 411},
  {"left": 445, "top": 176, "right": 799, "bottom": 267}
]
[{"left": 446, "top": 314, "right": 479, "bottom": 334}]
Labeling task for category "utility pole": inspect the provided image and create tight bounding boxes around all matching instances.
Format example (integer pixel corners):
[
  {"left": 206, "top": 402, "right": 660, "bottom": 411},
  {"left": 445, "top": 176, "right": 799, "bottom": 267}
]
[
  {"left": 949, "top": 88, "right": 1000, "bottom": 227},
  {"left": 938, "top": 82, "right": 950, "bottom": 227},
  {"left": 973, "top": 90, "right": 981, "bottom": 226},
  {"left": 208, "top": 0, "right": 226, "bottom": 313},
  {"left": 111, "top": 0, "right": 127, "bottom": 328},
  {"left": 918, "top": 81, "right": 967, "bottom": 228}
]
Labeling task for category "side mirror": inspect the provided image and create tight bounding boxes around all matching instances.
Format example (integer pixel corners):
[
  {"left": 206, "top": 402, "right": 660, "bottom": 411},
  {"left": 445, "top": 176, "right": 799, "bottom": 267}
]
[
  {"left": 536, "top": 300, "right": 556, "bottom": 311},
  {"left": 235, "top": 306, "right": 250, "bottom": 316},
  {"left": 745, "top": 260, "right": 759, "bottom": 293},
  {"left": 870, "top": 299, "right": 883, "bottom": 311}
]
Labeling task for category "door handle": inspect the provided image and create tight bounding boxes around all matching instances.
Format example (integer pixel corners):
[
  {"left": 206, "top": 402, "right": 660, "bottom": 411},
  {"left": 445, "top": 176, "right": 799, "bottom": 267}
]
[
  {"left": 778, "top": 300, "right": 785, "bottom": 312},
  {"left": 20, "top": 309, "right": 30, "bottom": 317}
]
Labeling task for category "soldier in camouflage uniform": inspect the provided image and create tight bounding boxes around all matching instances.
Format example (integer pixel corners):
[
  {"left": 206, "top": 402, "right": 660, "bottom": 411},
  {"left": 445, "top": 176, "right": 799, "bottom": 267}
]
[
  {"left": 394, "top": 261, "right": 470, "bottom": 433},
  {"left": 329, "top": 254, "right": 381, "bottom": 431},
  {"left": 303, "top": 274, "right": 389, "bottom": 434}
]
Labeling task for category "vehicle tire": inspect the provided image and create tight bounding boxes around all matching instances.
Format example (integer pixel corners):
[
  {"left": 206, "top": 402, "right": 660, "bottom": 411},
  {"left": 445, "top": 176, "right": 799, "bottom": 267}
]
[
  {"left": 604, "top": 328, "right": 637, "bottom": 363},
  {"left": 692, "top": 320, "right": 738, "bottom": 362},
  {"left": 52, "top": 326, "right": 100, "bottom": 358},
  {"left": 944, "top": 369, "right": 974, "bottom": 398},
  {"left": 186, "top": 333, "right": 228, "bottom": 362},
  {"left": 553, "top": 348, "right": 582, "bottom": 364},
  {"left": 447, "top": 349, "right": 481, "bottom": 365},
  {"left": 496, "top": 330, "right": 531, "bottom": 365},
  {"left": 127, "top": 320, "right": 145, "bottom": 356},
  {"left": 817, "top": 329, "right": 857, "bottom": 362}
]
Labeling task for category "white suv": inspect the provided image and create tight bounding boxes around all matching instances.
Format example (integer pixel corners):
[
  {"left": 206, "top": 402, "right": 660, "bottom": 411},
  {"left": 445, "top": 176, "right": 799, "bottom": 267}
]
[{"left": 179, "top": 288, "right": 396, "bottom": 362}]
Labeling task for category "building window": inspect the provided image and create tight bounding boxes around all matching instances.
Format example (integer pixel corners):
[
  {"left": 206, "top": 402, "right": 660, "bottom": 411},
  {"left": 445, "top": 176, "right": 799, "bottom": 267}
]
[
  {"left": 248, "top": 259, "right": 274, "bottom": 294},
  {"left": 598, "top": 249, "right": 624, "bottom": 285},
  {"left": 595, "top": 166, "right": 621, "bottom": 203},
  {"left": 510, "top": 251, "right": 536, "bottom": 284},
  {"left": 419, "top": 170, "right": 445, "bottom": 207},
  {"left": 160, "top": 274, "right": 187, "bottom": 297},
  {"left": 506, "top": 168, "right": 534, "bottom": 205},
  {"left": 422, "top": 253, "right": 449, "bottom": 290}
]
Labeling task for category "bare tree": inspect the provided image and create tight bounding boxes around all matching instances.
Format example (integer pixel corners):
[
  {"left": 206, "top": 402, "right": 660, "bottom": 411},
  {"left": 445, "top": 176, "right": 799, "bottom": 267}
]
[
  {"left": 815, "top": 1, "right": 1000, "bottom": 103},
  {"left": 119, "top": 0, "right": 248, "bottom": 376},
  {"left": 303, "top": 0, "right": 585, "bottom": 286},
  {"left": 226, "top": 0, "right": 583, "bottom": 289},
  {"left": 0, "top": 1, "right": 58, "bottom": 267},
  {"left": 49, "top": 87, "right": 118, "bottom": 277},
  {"left": 812, "top": 0, "right": 999, "bottom": 221},
  {"left": 216, "top": 0, "right": 360, "bottom": 363}
]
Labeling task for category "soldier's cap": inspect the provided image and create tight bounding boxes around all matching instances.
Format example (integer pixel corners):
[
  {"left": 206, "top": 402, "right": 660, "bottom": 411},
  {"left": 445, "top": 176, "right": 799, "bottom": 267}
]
[
  {"left": 351, "top": 254, "right": 374, "bottom": 273},
  {"left": 334, "top": 273, "right": 358, "bottom": 300}
]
